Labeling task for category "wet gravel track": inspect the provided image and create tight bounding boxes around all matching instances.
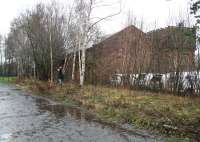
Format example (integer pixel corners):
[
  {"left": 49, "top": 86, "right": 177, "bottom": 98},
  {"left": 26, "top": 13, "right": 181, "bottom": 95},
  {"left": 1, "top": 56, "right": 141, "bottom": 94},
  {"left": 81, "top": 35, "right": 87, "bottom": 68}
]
[{"left": 0, "top": 83, "right": 164, "bottom": 142}]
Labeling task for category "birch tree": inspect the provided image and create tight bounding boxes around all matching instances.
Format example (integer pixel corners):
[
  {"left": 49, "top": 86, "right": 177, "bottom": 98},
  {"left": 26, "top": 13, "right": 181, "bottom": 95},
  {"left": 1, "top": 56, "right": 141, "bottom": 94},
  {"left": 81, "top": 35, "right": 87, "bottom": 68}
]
[
  {"left": 0, "top": 35, "right": 3, "bottom": 75},
  {"left": 74, "top": 0, "right": 121, "bottom": 86},
  {"left": 62, "top": 3, "right": 78, "bottom": 81}
]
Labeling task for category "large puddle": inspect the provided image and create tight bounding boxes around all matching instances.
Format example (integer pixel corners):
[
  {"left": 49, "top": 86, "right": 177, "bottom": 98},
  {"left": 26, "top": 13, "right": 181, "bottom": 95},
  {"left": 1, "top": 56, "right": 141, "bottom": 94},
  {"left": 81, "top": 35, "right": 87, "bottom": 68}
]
[{"left": 0, "top": 83, "right": 164, "bottom": 142}]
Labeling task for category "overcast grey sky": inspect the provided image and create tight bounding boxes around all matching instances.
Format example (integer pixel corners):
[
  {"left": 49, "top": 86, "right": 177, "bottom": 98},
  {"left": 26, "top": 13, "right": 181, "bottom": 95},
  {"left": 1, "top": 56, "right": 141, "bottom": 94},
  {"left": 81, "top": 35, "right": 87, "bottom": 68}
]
[{"left": 0, "top": 0, "right": 194, "bottom": 35}]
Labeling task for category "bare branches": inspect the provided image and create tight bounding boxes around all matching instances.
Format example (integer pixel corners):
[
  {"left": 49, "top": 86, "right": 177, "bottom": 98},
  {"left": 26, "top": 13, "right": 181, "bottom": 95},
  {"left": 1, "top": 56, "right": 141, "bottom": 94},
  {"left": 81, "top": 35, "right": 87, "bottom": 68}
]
[
  {"left": 88, "top": 9, "right": 121, "bottom": 32},
  {"left": 4, "top": 0, "right": 121, "bottom": 85}
]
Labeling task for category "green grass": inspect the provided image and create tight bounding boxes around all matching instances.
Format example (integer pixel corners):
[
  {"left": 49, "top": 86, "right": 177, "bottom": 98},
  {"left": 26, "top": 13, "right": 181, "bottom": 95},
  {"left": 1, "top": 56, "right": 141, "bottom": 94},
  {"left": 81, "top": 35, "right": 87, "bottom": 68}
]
[
  {"left": 18, "top": 80, "right": 200, "bottom": 142},
  {"left": 166, "top": 136, "right": 191, "bottom": 142},
  {"left": 0, "top": 76, "right": 17, "bottom": 83}
]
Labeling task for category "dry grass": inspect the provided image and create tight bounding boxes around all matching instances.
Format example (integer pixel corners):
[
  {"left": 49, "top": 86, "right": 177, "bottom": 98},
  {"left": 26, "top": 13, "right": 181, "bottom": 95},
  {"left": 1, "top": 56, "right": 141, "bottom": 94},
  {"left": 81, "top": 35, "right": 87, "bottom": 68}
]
[{"left": 18, "top": 79, "right": 200, "bottom": 141}]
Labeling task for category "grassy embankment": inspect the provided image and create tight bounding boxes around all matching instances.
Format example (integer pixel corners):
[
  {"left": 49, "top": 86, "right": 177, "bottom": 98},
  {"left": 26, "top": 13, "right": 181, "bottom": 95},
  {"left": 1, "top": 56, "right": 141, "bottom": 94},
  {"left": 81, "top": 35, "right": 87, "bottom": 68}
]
[
  {"left": 17, "top": 79, "right": 200, "bottom": 142},
  {"left": 0, "top": 76, "right": 16, "bottom": 83}
]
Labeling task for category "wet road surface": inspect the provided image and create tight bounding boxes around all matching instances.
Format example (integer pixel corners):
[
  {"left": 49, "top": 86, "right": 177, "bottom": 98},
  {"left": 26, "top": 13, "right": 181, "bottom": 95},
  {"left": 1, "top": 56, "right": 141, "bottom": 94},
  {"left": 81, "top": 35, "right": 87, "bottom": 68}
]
[{"left": 0, "top": 83, "right": 164, "bottom": 142}]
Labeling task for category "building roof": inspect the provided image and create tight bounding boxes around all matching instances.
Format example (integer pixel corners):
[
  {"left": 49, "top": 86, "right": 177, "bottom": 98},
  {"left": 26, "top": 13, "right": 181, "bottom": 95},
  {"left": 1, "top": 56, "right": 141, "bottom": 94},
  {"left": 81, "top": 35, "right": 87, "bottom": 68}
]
[{"left": 93, "top": 25, "right": 145, "bottom": 47}]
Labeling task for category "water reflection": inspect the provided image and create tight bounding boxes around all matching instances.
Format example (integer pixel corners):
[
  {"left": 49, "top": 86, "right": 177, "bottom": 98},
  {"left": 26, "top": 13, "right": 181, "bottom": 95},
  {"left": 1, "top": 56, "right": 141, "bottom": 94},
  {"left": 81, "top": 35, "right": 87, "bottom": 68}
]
[
  {"left": 0, "top": 133, "right": 12, "bottom": 142},
  {"left": 35, "top": 97, "right": 96, "bottom": 121}
]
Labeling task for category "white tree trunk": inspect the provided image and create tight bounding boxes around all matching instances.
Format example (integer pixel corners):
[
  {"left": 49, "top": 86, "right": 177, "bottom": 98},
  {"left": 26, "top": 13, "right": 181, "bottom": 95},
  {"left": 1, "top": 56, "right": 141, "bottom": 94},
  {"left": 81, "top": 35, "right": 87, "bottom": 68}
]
[
  {"left": 80, "top": 48, "right": 86, "bottom": 86},
  {"left": 50, "top": 30, "right": 53, "bottom": 84},
  {"left": 33, "top": 61, "right": 36, "bottom": 79},
  {"left": 78, "top": 50, "right": 82, "bottom": 86},
  {"left": 72, "top": 53, "right": 76, "bottom": 81}
]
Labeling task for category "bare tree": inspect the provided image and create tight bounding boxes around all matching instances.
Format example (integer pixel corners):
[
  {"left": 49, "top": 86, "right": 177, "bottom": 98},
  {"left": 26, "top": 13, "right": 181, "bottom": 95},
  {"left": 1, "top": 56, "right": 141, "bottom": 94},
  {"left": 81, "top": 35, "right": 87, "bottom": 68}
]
[
  {"left": 5, "top": 0, "right": 120, "bottom": 86},
  {"left": 74, "top": 0, "right": 121, "bottom": 86},
  {"left": 0, "top": 35, "right": 3, "bottom": 76},
  {"left": 5, "top": 2, "right": 67, "bottom": 81}
]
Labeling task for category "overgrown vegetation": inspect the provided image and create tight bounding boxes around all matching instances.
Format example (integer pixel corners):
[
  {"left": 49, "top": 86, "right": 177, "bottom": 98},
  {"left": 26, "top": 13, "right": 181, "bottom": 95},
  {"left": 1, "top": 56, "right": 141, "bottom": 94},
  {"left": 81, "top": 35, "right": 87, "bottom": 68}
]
[{"left": 18, "top": 79, "right": 200, "bottom": 142}]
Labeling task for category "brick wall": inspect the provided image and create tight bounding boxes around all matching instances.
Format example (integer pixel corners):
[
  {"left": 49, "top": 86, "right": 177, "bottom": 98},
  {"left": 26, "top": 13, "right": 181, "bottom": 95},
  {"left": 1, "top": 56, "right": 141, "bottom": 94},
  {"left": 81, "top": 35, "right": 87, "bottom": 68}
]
[
  {"left": 148, "top": 26, "right": 196, "bottom": 73},
  {"left": 86, "top": 25, "right": 152, "bottom": 84}
]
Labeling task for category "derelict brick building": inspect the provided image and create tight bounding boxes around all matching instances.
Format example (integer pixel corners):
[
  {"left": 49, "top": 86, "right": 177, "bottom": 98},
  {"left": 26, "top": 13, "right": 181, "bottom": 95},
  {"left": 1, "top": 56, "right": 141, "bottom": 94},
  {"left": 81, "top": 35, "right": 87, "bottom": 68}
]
[
  {"left": 65, "top": 25, "right": 196, "bottom": 84},
  {"left": 85, "top": 25, "right": 152, "bottom": 84},
  {"left": 147, "top": 26, "right": 196, "bottom": 73}
]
